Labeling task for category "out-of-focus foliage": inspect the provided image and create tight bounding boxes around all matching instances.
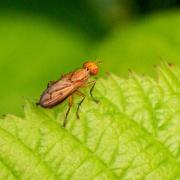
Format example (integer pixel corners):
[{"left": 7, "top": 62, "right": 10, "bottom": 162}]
[
  {"left": 95, "top": 11, "right": 180, "bottom": 76},
  {"left": 0, "top": 1, "right": 180, "bottom": 115},
  {"left": 0, "top": 0, "right": 179, "bottom": 39},
  {"left": 0, "top": 13, "right": 88, "bottom": 115},
  {"left": 0, "top": 1, "right": 107, "bottom": 39},
  {"left": 135, "top": 0, "right": 180, "bottom": 13}
]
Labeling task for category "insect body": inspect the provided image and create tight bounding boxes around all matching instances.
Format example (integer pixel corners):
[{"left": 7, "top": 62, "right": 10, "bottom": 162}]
[{"left": 37, "top": 61, "right": 99, "bottom": 127}]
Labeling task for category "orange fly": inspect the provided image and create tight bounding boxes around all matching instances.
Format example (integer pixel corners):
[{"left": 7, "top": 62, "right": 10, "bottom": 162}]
[{"left": 37, "top": 61, "right": 100, "bottom": 127}]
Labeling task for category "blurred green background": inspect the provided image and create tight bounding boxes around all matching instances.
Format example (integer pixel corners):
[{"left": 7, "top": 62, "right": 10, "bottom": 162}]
[{"left": 0, "top": 0, "right": 180, "bottom": 115}]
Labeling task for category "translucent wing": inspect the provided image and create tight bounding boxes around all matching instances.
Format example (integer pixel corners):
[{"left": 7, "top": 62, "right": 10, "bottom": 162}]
[{"left": 39, "top": 80, "right": 75, "bottom": 108}]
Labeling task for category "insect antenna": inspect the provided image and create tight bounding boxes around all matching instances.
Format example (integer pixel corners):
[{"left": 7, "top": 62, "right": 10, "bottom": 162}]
[{"left": 95, "top": 60, "right": 102, "bottom": 65}]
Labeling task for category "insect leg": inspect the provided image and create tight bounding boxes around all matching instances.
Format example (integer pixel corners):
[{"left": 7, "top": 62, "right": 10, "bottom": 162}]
[
  {"left": 75, "top": 91, "right": 86, "bottom": 119},
  {"left": 89, "top": 81, "right": 99, "bottom": 103},
  {"left": 63, "top": 95, "right": 73, "bottom": 127},
  {"left": 81, "top": 80, "right": 99, "bottom": 103}
]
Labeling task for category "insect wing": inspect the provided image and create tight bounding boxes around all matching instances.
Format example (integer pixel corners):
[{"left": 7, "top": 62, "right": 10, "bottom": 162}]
[{"left": 40, "top": 80, "right": 75, "bottom": 107}]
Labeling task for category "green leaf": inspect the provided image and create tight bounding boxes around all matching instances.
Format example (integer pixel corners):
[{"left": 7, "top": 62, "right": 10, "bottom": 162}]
[{"left": 0, "top": 63, "right": 180, "bottom": 179}]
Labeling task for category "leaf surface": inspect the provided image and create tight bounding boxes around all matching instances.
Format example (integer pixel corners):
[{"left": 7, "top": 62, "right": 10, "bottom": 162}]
[{"left": 0, "top": 63, "right": 180, "bottom": 179}]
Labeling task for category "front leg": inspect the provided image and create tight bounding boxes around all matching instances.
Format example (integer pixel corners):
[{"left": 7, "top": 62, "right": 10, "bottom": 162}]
[
  {"left": 82, "top": 80, "right": 99, "bottom": 103},
  {"left": 89, "top": 81, "right": 99, "bottom": 103}
]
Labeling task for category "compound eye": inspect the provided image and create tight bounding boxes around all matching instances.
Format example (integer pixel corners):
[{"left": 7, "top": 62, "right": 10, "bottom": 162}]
[{"left": 90, "top": 67, "right": 98, "bottom": 75}]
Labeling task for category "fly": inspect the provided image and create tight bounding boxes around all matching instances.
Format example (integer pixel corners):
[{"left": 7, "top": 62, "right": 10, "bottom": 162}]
[{"left": 36, "top": 61, "right": 100, "bottom": 127}]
